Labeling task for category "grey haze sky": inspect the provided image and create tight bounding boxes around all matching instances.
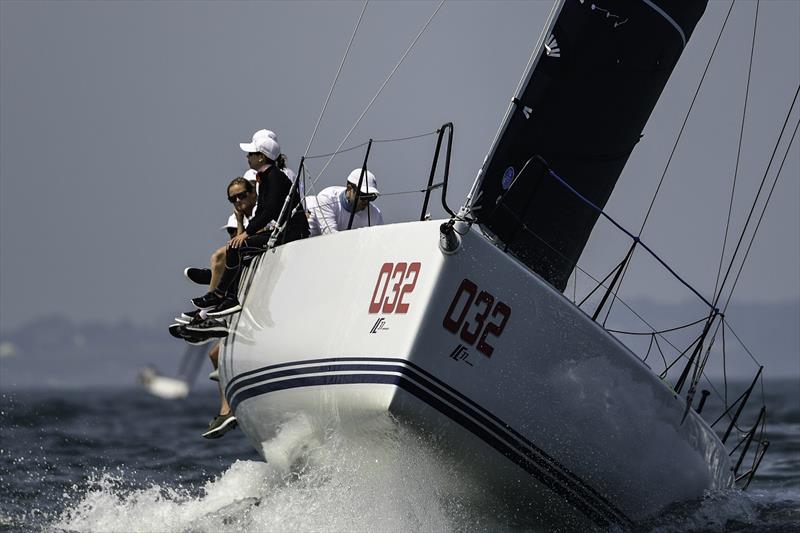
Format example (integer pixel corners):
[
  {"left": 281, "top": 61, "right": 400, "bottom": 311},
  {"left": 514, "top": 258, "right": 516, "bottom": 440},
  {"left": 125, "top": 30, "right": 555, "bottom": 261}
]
[{"left": 1, "top": 0, "right": 798, "bottom": 344}]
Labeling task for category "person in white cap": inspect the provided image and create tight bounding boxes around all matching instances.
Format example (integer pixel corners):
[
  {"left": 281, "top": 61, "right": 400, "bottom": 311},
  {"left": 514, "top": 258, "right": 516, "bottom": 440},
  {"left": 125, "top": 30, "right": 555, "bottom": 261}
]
[
  {"left": 187, "top": 131, "right": 308, "bottom": 319},
  {"left": 306, "top": 168, "right": 384, "bottom": 236},
  {"left": 248, "top": 130, "right": 302, "bottom": 195}
]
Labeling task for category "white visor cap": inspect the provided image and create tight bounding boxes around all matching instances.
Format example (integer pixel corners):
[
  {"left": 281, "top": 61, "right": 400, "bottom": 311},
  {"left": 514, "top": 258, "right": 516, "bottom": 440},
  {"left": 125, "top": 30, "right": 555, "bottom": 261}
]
[
  {"left": 240, "top": 132, "right": 281, "bottom": 160},
  {"left": 346, "top": 168, "right": 380, "bottom": 196},
  {"left": 221, "top": 213, "right": 238, "bottom": 231},
  {"left": 243, "top": 169, "right": 258, "bottom": 182}
]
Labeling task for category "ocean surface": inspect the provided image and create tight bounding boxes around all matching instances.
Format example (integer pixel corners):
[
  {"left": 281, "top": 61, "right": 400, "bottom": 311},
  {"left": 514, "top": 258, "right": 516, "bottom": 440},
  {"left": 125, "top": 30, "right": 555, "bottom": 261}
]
[{"left": 0, "top": 380, "right": 797, "bottom": 532}]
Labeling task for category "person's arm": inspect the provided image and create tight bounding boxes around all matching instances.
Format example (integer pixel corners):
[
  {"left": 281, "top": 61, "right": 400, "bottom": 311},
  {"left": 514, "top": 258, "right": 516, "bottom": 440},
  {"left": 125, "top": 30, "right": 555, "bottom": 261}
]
[
  {"left": 234, "top": 207, "right": 247, "bottom": 236},
  {"left": 371, "top": 205, "right": 384, "bottom": 226},
  {"left": 316, "top": 193, "right": 341, "bottom": 235}
]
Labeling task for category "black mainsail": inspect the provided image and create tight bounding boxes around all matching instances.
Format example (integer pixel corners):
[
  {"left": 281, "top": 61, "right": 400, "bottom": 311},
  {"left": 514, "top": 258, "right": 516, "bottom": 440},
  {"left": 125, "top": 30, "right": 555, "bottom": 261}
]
[{"left": 471, "top": 0, "right": 708, "bottom": 291}]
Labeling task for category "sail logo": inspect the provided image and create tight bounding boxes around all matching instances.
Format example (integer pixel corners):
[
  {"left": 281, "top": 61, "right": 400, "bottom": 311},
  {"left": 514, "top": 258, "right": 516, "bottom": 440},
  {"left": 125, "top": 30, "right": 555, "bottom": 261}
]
[
  {"left": 545, "top": 34, "right": 560, "bottom": 58},
  {"left": 501, "top": 167, "right": 515, "bottom": 190}
]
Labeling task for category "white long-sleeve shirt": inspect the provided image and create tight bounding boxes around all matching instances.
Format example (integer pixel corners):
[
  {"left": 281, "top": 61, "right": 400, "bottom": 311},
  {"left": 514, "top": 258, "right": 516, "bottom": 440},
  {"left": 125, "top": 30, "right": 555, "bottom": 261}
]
[{"left": 306, "top": 186, "right": 383, "bottom": 236}]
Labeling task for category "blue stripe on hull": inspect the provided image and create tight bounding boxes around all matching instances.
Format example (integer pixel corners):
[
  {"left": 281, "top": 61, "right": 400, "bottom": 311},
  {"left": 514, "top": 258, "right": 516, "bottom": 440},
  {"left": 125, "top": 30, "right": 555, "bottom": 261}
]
[{"left": 227, "top": 359, "right": 633, "bottom": 528}]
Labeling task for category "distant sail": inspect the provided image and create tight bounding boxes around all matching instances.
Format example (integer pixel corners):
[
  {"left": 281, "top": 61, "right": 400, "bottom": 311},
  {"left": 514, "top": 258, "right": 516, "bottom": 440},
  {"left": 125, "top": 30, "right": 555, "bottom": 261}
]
[{"left": 473, "top": 0, "right": 707, "bottom": 290}]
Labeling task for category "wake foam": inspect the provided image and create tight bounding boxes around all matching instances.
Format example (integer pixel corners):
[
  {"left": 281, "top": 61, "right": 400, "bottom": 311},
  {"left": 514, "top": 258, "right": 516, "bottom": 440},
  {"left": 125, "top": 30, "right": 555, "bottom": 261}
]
[
  {"left": 52, "top": 414, "right": 516, "bottom": 532},
  {"left": 640, "top": 486, "right": 800, "bottom": 532}
]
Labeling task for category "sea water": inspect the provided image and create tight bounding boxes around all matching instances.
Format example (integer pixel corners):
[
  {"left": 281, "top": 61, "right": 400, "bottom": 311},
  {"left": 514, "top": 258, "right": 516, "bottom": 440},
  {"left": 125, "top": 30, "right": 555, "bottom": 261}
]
[{"left": 0, "top": 382, "right": 797, "bottom": 532}]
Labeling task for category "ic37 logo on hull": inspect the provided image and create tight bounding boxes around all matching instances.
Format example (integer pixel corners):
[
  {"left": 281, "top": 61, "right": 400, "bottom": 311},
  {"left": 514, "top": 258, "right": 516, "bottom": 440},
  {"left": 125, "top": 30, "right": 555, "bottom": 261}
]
[
  {"left": 368, "top": 262, "right": 421, "bottom": 314},
  {"left": 448, "top": 343, "right": 474, "bottom": 366},
  {"left": 369, "top": 317, "right": 389, "bottom": 334},
  {"left": 442, "top": 278, "right": 511, "bottom": 358}
]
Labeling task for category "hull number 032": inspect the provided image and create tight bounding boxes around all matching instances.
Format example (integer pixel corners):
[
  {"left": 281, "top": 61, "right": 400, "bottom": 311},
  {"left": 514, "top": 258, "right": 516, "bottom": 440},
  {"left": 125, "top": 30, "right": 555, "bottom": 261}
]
[
  {"left": 369, "top": 262, "right": 421, "bottom": 314},
  {"left": 443, "top": 279, "right": 511, "bottom": 357}
]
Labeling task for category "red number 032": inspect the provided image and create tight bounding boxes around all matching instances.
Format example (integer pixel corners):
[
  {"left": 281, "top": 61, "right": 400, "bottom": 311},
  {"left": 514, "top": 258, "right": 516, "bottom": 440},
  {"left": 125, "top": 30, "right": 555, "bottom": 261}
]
[
  {"left": 442, "top": 278, "right": 511, "bottom": 357},
  {"left": 369, "top": 262, "right": 421, "bottom": 314}
]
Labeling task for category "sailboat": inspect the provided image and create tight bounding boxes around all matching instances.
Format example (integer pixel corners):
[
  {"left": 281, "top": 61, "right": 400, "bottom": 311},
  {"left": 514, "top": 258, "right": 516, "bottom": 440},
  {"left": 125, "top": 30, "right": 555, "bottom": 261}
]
[
  {"left": 216, "top": 0, "right": 784, "bottom": 528},
  {"left": 138, "top": 344, "right": 207, "bottom": 400}
]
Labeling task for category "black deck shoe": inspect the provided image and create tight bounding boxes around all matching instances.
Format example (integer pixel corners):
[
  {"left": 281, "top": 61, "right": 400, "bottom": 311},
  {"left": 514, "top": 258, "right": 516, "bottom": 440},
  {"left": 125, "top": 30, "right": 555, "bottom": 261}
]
[
  {"left": 170, "top": 323, "right": 215, "bottom": 344},
  {"left": 206, "top": 297, "right": 242, "bottom": 318},
  {"left": 185, "top": 318, "right": 229, "bottom": 337},
  {"left": 168, "top": 323, "right": 184, "bottom": 338},
  {"left": 184, "top": 267, "right": 212, "bottom": 285},
  {"left": 202, "top": 413, "right": 237, "bottom": 439},
  {"left": 191, "top": 292, "right": 223, "bottom": 309},
  {"left": 180, "top": 309, "right": 202, "bottom": 321},
  {"left": 185, "top": 335, "right": 217, "bottom": 346}
]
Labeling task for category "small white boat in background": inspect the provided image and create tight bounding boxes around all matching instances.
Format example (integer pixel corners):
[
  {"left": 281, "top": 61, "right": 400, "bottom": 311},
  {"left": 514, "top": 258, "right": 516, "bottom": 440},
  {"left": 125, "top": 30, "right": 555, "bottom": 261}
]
[
  {"left": 217, "top": 0, "right": 784, "bottom": 528},
  {"left": 138, "top": 344, "right": 206, "bottom": 400},
  {"left": 138, "top": 367, "right": 190, "bottom": 400}
]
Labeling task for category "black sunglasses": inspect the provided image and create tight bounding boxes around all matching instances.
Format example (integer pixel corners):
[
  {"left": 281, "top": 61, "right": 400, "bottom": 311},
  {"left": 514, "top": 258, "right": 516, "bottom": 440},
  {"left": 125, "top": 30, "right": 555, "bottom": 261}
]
[{"left": 228, "top": 190, "right": 250, "bottom": 203}]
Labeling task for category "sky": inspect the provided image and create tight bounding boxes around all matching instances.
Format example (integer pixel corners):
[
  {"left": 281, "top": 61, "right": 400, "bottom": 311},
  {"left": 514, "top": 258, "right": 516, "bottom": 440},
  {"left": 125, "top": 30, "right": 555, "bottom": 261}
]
[{"left": 1, "top": 1, "right": 798, "bottom": 361}]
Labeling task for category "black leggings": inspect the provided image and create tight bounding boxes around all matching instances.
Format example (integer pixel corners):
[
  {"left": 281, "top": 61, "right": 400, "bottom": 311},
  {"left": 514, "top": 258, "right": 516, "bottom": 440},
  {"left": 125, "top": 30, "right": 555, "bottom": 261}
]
[{"left": 217, "top": 227, "right": 307, "bottom": 297}]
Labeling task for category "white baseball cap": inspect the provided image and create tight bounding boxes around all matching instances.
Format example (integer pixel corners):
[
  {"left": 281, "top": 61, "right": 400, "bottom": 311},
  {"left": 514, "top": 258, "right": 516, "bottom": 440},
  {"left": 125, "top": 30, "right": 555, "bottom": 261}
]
[
  {"left": 221, "top": 213, "right": 238, "bottom": 231},
  {"left": 240, "top": 129, "right": 276, "bottom": 149},
  {"left": 240, "top": 131, "right": 281, "bottom": 160},
  {"left": 243, "top": 169, "right": 258, "bottom": 182},
  {"left": 346, "top": 168, "right": 380, "bottom": 196},
  {"left": 255, "top": 129, "right": 277, "bottom": 141}
]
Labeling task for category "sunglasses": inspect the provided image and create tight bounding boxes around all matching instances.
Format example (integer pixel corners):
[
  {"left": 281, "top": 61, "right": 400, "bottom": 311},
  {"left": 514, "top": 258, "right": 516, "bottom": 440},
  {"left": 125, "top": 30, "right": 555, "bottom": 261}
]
[
  {"left": 228, "top": 190, "right": 250, "bottom": 203},
  {"left": 357, "top": 194, "right": 378, "bottom": 203}
]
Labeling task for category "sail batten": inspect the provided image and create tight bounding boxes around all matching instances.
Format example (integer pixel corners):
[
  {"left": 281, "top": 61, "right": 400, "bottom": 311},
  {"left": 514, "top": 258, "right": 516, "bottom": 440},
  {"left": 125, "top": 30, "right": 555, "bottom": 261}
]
[{"left": 470, "top": 0, "right": 708, "bottom": 291}]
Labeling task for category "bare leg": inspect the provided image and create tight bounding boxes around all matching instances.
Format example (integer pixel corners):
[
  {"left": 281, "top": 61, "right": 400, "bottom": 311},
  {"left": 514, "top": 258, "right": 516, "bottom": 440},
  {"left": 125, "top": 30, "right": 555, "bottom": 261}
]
[
  {"left": 208, "top": 246, "right": 226, "bottom": 292},
  {"left": 208, "top": 343, "right": 232, "bottom": 416}
]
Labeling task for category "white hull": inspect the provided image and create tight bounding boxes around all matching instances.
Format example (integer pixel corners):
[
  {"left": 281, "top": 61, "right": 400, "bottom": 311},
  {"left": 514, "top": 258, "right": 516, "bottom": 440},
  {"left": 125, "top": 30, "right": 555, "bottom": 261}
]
[{"left": 219, "top": 220, "right": 731, "bottom": 528}]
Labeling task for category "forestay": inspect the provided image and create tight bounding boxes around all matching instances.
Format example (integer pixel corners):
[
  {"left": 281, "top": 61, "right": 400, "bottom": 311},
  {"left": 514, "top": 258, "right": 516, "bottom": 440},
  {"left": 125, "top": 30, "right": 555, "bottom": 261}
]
[{"left": 472, "top": 0, "right": 707, "bottom": 291}]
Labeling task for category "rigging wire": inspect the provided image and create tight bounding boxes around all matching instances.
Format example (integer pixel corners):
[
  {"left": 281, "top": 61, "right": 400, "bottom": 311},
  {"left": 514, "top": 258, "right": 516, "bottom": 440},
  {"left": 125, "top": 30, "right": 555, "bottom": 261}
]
[
  {"left": 498, "top": 202, "right": 751, "bottom": 419},
  {"left": 303, "top": 129, "right": 438, "bottom": 160},
  {"left": 299, "top": 0, "right": 368, "bottom": 235},
  {"left": 465, "top": 0, "right": 562, "bottom": 209},
  {"left": 713, "top": 0, "right": 759, "bottom": 302},
  {"left": 308, "top": 0, "right": 446, "bottom": 191},
  {"left": 497, "top": 202, "right": 712, "bottom": 363},
  {"left": 604, "top": 1, "right": 737, "bottom": 319},
  {"left": 722, "top": 317, "right": 729, "bottom": 408},
  {"left": 712, "top": 85, "right": 799, "bottom": 310},
  {"left": 684, "top": 96, "right": 797, "bottom": 423},
  {"left": 700, "top": 111, "right": 798, "bottom": 401},
  {"left": 302, "top": 0, "right": 369, "bottom": 159},
  {"left": 637, "top": 0, "right": 736, "bottom": 238},
  {"left": 720, "top": 114, "right": 800, "bottom": 314},
  {"left": 659, "top": 10, "right": 799, "bottom": 429},
  {"left": 605, "top": 315, "right": 708, "bottom": 336},
  {"left": 652, "top": 335, "right": 669, "bottom": 375},
  {"left": 300, "top": 0, "right": 445, "bottom": 235},
  {"left": 295, "top": 127, "right": 439, "bottom": 234},
  {"left": 681, "top": 110, "right": 797, "bottom": 421}
]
